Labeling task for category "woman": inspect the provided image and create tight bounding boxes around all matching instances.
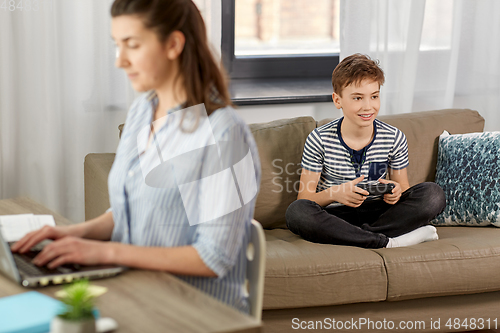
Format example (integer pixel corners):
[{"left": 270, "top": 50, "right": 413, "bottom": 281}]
[{"left": 11, "top": 0, "right": 261, "bottom": 313}]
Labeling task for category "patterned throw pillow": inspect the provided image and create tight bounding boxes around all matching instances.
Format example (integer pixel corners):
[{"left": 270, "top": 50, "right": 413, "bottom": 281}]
[{"left": 432, "top": 130, "right": 500, "bottom": 227}]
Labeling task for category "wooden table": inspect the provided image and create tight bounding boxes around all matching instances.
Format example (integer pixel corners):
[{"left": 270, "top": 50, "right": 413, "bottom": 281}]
[{"left": 0, "top": 197, "right": 262, "bottom": 333}]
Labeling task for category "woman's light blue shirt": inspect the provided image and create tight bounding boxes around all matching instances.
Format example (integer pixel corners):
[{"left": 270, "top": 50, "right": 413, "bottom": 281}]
[{"left": 107, "top": 91, "right": 261, "bottom": 313}]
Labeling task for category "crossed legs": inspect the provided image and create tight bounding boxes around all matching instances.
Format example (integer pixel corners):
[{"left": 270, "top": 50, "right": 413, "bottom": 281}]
[{"left": 285, "top": 182, "right": 446, "bottom": 249}]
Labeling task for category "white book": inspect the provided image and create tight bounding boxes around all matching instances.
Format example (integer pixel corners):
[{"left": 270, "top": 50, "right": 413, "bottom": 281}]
[{"left": 0, "top": 214, "right": 56, "bottom": 242}]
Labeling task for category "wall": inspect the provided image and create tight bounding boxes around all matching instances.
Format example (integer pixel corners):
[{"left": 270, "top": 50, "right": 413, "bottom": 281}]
[{"left": 234, "top": 102, "right": 341, "bottom": 125}]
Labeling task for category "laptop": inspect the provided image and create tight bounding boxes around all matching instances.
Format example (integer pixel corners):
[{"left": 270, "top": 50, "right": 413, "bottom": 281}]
[{"left": 0, "top": 232, "right": 125, "bottom": 287}]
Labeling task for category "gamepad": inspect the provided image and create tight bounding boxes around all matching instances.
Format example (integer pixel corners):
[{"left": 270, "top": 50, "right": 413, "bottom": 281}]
[{"left": 357, "top": 182, "right": 395, "bottom": 196}]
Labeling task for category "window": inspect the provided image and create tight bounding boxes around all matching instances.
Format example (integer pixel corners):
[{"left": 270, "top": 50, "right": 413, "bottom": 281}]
[
  {"left": 235, "top": 0, "right": 340, "bottom": 56},
  {"left": 222, "top": 0, "right": 339, "bottom": 105},
  {"left": 222, "top": 0, "right": 340, "bottom": 80}
]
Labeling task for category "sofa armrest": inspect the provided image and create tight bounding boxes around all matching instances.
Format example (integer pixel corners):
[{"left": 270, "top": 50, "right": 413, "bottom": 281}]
[{"left": 84, "top": 153, "right": 115, "bottom": 221}]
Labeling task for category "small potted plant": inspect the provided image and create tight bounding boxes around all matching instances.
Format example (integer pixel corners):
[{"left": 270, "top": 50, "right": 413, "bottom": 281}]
[{"left": 50, "top": 279, "right": 97, "bottom": 333}]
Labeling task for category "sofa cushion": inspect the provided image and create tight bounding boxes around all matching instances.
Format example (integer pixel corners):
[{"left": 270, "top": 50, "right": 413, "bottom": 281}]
[
  {"left": 263, "top": 229, "right": 388, "bottom": 310},
  {"left": 373, "top": 226, "right": 500, "bottom": 302},
  {"left": 84, "top": 153, "right": 116, "bottom": 221},
  {"left": 117, "top": 109, "right": 484, "bottom": 229},
  {"left": 317, "top": 109, "right": 485, "bottom": 187},
  {"left": 433, "top": 131, "right": 500, "bottom": 226},
  {"left": 249, "top": 117, "right": 316, "bottom": 229},
  {"left": 118, "top": 123, "right": 125, "bottom": 139}
]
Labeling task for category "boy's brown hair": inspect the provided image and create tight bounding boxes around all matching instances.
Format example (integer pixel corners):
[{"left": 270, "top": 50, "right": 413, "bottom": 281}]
[{"left": 331, "top": 54, "right": 385, "bottom": 97}]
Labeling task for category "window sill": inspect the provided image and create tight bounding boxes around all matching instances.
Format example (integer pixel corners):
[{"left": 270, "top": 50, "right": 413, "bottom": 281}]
[{"left": 229, "top": 78, "right": 333, "bottom": 106}]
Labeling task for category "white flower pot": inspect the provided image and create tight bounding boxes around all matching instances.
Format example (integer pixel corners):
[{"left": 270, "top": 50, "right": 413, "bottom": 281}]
[{"left": 50, "top": 316, "right": 96, "bottom": 333}]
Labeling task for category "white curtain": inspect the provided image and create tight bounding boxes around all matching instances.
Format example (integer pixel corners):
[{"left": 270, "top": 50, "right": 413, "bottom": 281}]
[
  {"left": 193, "top": 0, "right": 222, "bottom": 57},
  {"left": 340, "top": 0, "right": 500, "bottom": 131},
  {"left": 0, "top": 0, "right": 220, "bottom": 222}
]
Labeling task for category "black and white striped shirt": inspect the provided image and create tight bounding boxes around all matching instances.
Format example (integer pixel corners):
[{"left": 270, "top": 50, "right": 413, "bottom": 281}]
[{"left": 301, "top": 117, "right": 409, "bottom": 193}]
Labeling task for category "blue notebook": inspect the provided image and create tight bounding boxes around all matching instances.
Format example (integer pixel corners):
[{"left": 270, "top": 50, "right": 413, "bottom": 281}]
[{"left": 0, "top": 291, "right": 65, "bottom": 333}]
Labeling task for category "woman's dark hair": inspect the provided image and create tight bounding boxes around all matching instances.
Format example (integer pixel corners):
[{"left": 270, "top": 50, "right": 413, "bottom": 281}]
[{"left": 111, "top": 0, "right": 232, "bottom": 115}]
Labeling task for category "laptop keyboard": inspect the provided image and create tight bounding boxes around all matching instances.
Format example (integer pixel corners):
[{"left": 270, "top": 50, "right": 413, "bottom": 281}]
[{"left": 13, "top": 251, "right": 76, "bottom": 276}]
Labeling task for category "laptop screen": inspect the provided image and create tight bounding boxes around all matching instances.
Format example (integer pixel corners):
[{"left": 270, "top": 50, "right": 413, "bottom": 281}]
[{"left": 0, "top": 232, "right": 22, "bottom": 283}]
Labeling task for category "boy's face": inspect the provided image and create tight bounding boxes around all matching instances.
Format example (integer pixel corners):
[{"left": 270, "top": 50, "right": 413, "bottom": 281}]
[{"left": 332, "top": 79, "right": 380, "bottom": 129}]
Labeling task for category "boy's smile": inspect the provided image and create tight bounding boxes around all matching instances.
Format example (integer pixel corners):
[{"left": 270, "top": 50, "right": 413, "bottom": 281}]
[{"left": 332, "top": 79, "right": 380, "bottom": 131}]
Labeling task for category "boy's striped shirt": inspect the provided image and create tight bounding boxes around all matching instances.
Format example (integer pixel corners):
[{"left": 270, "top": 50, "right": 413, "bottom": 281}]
[{"left": 301, "top": 117, "right": 409, "bottom": 193}]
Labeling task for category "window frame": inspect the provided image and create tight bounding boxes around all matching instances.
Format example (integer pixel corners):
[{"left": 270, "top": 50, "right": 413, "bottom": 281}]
[{"left": 221, "top": 0, "right": 340, "bottom": 80}]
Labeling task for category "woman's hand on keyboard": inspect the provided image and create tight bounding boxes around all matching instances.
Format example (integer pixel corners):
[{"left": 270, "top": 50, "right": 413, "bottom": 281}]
[
  {"left": 10, "top": 225, "right": 80, "bottom": 254},
  {"left": 31, "top": 237, "right": 114, "bottom": 269}
]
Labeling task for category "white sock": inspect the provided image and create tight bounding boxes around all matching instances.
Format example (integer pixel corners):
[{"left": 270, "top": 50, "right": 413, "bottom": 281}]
[{"left": 386, "top": 225, "right": 439, "bottom": 248}]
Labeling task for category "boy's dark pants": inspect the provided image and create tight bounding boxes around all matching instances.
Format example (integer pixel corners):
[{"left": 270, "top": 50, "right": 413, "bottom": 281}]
[{"left": 285, "top": 182, "right": 446, "bottom": 249}]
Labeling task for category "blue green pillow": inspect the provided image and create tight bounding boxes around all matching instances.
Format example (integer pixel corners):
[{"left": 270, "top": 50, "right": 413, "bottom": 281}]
[{"left": 432, "top": 130, "right": 500, "bottom": 227}]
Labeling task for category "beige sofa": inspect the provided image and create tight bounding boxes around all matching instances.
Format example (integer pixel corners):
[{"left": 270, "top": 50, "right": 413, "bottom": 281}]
[{"left": 85, "top": 109, "right": 500, "bottom": 332}]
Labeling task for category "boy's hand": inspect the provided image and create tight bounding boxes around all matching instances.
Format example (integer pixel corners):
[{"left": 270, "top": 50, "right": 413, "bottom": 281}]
[
  {"left": 379, "top": 178, "right": 402, "bottom": 204},
  {"left": 331, "top": 175, "right": 370, "bottom": 208}
]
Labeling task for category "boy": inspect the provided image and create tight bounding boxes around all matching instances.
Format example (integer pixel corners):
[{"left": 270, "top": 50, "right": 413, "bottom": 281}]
[{"left": 285, "top": 54, "right": 446, "bottom": 248}]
